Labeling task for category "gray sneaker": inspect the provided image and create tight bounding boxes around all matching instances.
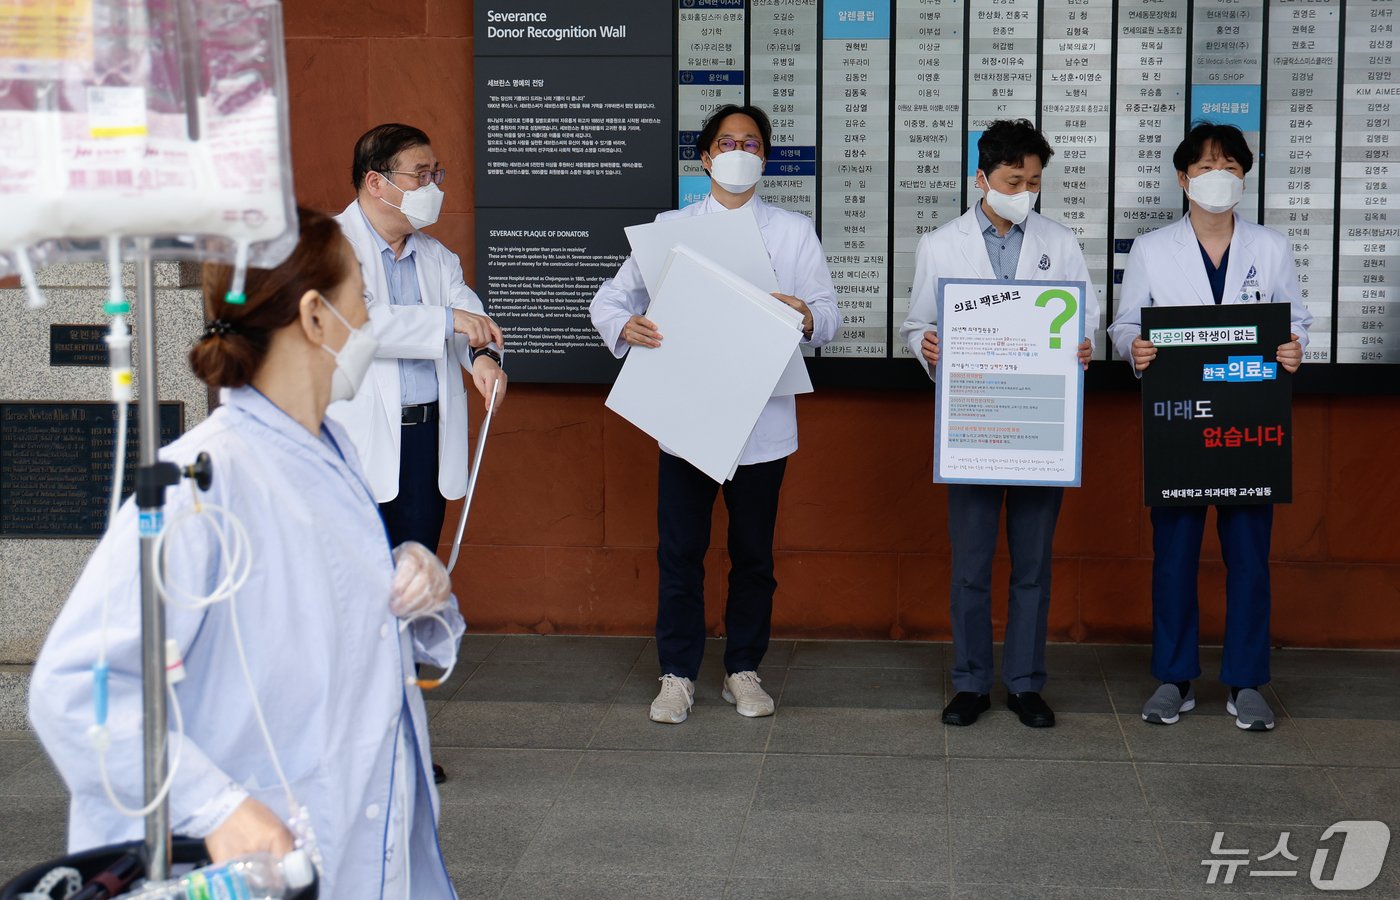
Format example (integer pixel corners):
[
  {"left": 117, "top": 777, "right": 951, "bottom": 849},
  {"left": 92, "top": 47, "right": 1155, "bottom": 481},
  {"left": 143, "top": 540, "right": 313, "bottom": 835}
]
[
  {"left": 1227, "top": 688, "right": 1275, "bottom": 731},
  {"left": 1141, "top": 683, "right": 1196, "bottom": 725}
]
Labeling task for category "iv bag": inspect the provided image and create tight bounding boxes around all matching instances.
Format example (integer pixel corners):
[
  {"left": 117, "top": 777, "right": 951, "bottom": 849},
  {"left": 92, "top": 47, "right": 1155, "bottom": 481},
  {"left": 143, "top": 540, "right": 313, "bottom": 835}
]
[{"left": 0, "top": 0, "right": 298, "bottom": 277}]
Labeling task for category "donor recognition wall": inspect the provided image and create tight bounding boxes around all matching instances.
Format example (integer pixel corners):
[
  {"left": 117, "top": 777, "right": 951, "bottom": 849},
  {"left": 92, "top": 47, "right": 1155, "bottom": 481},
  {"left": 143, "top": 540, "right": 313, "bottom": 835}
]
[{"left": 475, "top": 0, "right": 1400, "bottom": 389}]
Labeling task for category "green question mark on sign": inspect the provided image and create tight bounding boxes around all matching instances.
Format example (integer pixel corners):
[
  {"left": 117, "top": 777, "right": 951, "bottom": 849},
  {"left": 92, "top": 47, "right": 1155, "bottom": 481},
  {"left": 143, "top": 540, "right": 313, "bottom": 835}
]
[{"left": 1034, "top": 288, "right": 1078, "bottom": 349}]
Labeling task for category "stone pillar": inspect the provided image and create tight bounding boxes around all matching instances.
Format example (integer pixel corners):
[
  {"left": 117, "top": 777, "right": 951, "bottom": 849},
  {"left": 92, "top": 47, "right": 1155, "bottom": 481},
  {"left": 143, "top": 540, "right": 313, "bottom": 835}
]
[{"left": 0, "top": 261, "right": 210, "bottom": 729}]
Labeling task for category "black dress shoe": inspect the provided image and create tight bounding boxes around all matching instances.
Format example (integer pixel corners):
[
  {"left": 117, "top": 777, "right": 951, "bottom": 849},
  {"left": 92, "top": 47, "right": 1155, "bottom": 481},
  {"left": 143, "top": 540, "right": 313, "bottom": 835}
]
[
  {"left": 941, "top": 691, "right": 991, "bottom": 726},
  {"left": 1007, "top": 691, "right": 1055, "bottom": 728},
  {"left": 433, "top": 762, "right": 447, "bottom": 785}
]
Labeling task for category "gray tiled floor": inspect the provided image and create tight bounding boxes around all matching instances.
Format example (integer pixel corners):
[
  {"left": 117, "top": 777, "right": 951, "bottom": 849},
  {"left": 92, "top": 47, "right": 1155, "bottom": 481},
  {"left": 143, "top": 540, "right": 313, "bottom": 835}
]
[{"left": 3, "top": 638, "right": 1400, "bottom": 898}]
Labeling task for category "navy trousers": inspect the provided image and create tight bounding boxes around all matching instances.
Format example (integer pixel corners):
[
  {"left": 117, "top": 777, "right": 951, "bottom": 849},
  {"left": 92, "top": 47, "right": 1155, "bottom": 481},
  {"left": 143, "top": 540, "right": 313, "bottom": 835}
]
[
  {"left": 947, "top": 483, "right": 1064, "bottom": 694},
  {"left": 379, "top": 417, "right": 447, "bottom": 551},
  {"left": 655, "top": 451, "right": 786, "bottom": 680},
  {"left": 1151, "top": 504, "right": 1273, "bottom": 688}
]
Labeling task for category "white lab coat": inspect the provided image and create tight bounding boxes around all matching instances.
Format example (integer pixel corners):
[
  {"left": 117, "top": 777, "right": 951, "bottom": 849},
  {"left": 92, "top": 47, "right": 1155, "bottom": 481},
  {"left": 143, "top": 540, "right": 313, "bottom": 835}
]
[
  {"left": 900, "top": 206, "right": 1102, "bottom": 379},
  {"left": 29, "top": 387, "right": 463, "bottom": 900},
  {"left": 1108, "top": 212, "right": 1314, "bottom": 364},
  {"left": 328, "top": 200, "right": 487, "bottom": 502},
  {"left": 590, "top": 193, "right": 841, "bottom": 465}
]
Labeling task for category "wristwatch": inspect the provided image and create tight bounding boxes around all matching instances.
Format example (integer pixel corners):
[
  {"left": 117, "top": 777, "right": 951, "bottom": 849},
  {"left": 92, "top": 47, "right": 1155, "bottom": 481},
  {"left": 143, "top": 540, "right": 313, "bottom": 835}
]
[{"left": 471, "top": 346, "right": 502, "bottom": 366}]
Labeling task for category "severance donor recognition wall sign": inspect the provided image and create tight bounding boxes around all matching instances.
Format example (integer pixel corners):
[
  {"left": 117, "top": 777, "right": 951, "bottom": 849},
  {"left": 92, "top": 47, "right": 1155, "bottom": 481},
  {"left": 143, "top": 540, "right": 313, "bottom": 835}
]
[
  {"left": 475, "top": 0, "right": 1399, "bottom": 390},
  {"left": 474, "top": 1, "right": 673, "bottom": 382}
]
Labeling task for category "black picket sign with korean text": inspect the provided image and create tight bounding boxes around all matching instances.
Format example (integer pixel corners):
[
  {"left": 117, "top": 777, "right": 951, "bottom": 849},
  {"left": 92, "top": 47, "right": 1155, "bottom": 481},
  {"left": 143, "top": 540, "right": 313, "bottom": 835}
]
[{"left": 1140, "top": 303, "right": 1292, "bottom": 506}]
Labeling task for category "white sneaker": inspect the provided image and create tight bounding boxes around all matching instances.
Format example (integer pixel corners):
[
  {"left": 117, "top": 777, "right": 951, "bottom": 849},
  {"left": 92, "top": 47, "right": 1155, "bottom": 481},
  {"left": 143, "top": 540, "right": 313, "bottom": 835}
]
[
  {"left": 722, "top": 671, "right": 775, "bottom": 718},
  {"left": 649, "top": 674, "right": 694, "bottom": 724}
]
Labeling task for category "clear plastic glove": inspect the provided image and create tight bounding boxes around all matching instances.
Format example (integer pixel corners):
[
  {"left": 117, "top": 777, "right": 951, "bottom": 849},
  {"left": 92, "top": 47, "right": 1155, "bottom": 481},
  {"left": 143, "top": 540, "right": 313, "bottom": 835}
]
[{"left": 389, "top": 541, "right": 452, "bottom": 619}]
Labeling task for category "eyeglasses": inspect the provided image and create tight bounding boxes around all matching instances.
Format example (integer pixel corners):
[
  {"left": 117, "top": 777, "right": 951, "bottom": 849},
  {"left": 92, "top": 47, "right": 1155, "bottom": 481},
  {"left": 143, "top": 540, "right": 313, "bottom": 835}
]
[
  {"left": 384, "top": 168, "right": 447, "bottom": 187},
  {"left": 714, "top": 138, "right": 763, "bottom": 155}
]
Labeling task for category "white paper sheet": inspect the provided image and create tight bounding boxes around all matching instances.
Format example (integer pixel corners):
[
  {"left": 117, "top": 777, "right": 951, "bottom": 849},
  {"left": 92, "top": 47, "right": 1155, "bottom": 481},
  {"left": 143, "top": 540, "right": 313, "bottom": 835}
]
[
  {"left": 626, "top": 209, "right": 811, "bottom": 397},
  {"left": 772, "top": 348, "right": 813, "bottom": 395},
  {"left": 625, "top": 206, "right": 777, "bottom": 296},
  {"left": 656, "top": 244, "right": 804, "bottom": 331},
  {"left": 606, "top": 245, "right": 803, "bottom": 483}
]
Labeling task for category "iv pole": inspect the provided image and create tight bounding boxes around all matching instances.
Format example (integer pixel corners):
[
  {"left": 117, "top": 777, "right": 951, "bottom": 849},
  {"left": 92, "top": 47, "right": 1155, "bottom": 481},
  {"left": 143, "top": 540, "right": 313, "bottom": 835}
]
[{"left": 134, "top": 241, "right": 174, "bottom": 881}]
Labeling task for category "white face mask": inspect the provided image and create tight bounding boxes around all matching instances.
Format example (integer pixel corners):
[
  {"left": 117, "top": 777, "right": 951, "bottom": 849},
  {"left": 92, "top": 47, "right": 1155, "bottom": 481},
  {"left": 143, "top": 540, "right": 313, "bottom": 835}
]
[
  {"left": 319, "top": 295, "right": 379, "bottom": 403},
  {"left": 378, "top": 175, "right": 444, "bottom": 229},
  {"left": 707, "top": 149, "right": 764, "bottom": 193},
  {"left": 1187, "top": 169, "right": 1244, "bottom": 214},
  {"left": 980, "top": 175, "right": 1037, "bottom": 225}
]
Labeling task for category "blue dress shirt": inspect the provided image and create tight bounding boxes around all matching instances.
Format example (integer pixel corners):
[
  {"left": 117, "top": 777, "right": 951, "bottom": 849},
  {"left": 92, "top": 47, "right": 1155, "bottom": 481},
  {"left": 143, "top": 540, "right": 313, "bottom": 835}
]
[
  {"left": 974, "top": 201, "right": 1025, "bottom": 281},
  {"left": 356, "top": 204, "right": 451, "bottom": 406}
]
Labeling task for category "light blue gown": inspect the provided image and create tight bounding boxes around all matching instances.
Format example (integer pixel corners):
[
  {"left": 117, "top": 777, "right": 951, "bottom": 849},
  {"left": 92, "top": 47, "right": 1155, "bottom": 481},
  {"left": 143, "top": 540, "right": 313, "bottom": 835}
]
[{"left": 29, "top": 386, "right": 463, "bottom": 899}]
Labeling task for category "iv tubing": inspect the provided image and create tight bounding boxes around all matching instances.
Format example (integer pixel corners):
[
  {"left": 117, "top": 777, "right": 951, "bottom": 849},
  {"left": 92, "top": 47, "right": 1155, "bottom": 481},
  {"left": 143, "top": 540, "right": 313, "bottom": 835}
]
[
  {"left": 153, "top": 496, "right": 298, "bottom": 812},
  {"left": 226, "top": 240, "right": 250, "bottom": 304},
  {"left": 105, "top": 237, "right": 131, "bottom": 315},
  {"left": 106, "top": 311, "right": 134, "bottom": 528},
  {"left": 109, "top": 402, "right": 129, "bottom": 527},
  {"left": 401, "top": 611, "right": 458, "bottom": 690},
  {"left": 12, "top": 248, "right": 46, "bottom": 310},
  {"left": 94, "top": 679, "right": 185, "bottom": 818}
]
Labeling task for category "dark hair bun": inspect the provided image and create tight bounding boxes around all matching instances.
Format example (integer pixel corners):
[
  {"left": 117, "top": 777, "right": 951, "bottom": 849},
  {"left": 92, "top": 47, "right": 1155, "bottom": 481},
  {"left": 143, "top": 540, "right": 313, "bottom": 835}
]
[
  {"left": 189, "top": 207, "right": 349, "bottom": 389},
  {"left": 189, "top": 330, "right": 266, "bottom": 388}
]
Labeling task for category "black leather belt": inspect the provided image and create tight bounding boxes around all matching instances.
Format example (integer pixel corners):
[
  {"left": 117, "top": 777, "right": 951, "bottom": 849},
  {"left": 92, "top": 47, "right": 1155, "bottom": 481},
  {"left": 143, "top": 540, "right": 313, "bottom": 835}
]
[{"left": 401, "top": 402, "right": 438, "bottom": 425}]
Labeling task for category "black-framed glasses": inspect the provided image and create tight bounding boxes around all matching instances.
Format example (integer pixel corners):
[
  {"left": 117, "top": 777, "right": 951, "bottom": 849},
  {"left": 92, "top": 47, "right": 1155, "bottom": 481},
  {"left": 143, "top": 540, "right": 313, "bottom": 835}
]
[
  {"left": 714, "top": 138, "right": 762, "bottom": 155},
  {"left": 384, "top": 168, "right": 447, "bottom": 187}
]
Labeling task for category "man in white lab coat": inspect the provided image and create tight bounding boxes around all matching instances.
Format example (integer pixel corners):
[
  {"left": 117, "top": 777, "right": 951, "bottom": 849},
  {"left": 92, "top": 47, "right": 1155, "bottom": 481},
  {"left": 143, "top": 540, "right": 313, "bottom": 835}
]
[
  {"left": 330, "top": 123, "right": 507, "bottom": 783},
  {"left": 590, "top": 104, "right": 840, "bottom": 725},
  {"left": 901, "top": 119, "right": 1100, "bottom": 729},
  {"left": 1109, "top": 122, "right": 1313, "bottom": 732}
]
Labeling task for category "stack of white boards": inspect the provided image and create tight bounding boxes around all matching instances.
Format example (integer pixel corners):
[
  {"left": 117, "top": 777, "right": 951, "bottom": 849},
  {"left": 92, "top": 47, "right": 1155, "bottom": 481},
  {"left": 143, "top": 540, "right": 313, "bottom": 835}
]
[
  {"left": 605, "top": 214, "right": 808, "bottom": 482},
  {"left": 622, "top": 206, "right": 812, "bottom": 397}
]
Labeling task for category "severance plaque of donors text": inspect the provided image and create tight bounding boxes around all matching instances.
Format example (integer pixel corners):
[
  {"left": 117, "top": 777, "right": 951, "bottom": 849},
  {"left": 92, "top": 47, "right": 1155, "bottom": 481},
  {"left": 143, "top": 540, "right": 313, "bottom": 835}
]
[{"left": 1140, "top": 303, "right": 1292, "bottom": 506}]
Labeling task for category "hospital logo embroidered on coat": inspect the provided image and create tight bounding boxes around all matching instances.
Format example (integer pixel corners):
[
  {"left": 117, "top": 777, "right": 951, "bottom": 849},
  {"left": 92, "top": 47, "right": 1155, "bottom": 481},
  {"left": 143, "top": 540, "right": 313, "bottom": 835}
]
[{"left": 1038, "top": 254, "right": 1051, "bottom": 271}]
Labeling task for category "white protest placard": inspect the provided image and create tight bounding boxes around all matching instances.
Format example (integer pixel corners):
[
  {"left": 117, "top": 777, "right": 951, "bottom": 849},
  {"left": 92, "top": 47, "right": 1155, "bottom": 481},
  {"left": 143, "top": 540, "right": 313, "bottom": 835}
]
[
  {"left": 605, "top": 244, "right": 804, "bottom": 483},
  {"left": 933, "top": 279, "right": 1087, "bottom": 486}
]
